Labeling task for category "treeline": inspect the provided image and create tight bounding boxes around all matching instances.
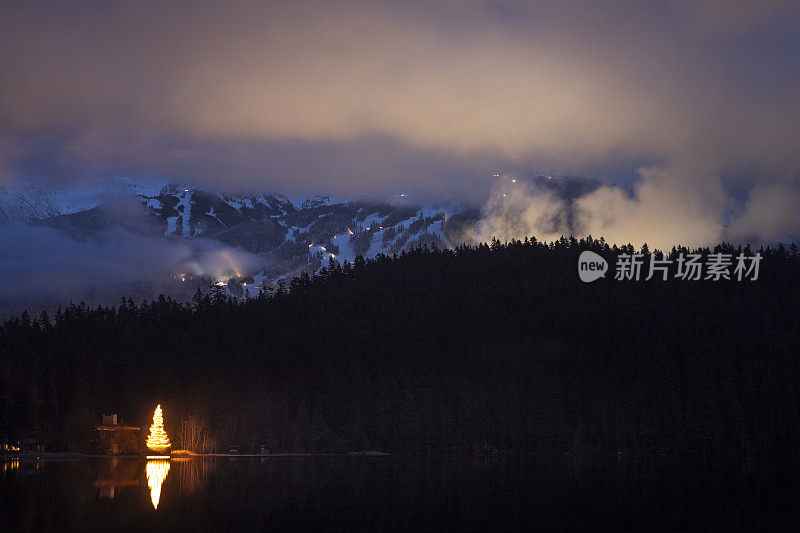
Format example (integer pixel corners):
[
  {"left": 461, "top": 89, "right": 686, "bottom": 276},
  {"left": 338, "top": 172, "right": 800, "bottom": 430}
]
[{"left": 1, "top": 237, "right": 799, "bottom": 455}]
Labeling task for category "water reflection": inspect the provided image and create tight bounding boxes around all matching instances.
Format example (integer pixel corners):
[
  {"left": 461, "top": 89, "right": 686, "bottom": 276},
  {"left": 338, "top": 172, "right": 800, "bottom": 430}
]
[
  {"left": 3, "top": 456, "right": 800, "bottom": 530},
  {"left": 172, "top": 457, "right": 214, "bottom": 495},
  {"left": 146, "top": 459, "right": 170, "bottom": 509},
  {"left": 93, "top": 457, "right": 140, "bottom": 499}
]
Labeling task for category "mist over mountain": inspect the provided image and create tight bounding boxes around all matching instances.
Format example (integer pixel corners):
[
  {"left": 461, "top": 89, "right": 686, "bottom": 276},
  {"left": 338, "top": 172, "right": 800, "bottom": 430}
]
[
  {"left": 2, "top": 169, "right": 798, "bottom": 319},
  {"left": 0, "top": 178, "right": 476, "bottom": 316},
  {"left": 1, "top": 0, "right": 798, "bottom": 317}
]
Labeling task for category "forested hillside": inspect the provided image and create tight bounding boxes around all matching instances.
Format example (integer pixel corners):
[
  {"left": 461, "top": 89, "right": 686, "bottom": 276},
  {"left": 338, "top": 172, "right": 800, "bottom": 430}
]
[{"left": 2, "top": 238, "right": 799, "bottom": 455}]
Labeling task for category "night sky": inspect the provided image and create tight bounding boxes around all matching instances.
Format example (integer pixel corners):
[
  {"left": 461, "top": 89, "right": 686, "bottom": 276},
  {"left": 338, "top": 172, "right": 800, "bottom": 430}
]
[{"left": 1, "top": 0, "right": 799, "bottom": 241}]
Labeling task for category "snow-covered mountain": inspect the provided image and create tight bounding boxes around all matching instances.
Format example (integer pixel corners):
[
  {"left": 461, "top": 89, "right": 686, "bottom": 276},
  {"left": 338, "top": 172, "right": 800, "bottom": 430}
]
[
  {"left": 0, "top": 174, "right": 606, "bottom": 315},
  {"left": 0, "top": 179, "right": 478, "bottom": 284},
  {"left": 0, "top": 178, "right": 162, "bottom": 222}
]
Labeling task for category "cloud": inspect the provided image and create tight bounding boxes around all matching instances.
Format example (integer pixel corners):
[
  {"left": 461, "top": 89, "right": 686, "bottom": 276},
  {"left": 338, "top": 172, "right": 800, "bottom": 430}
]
[
  {"left": 1, "top": 1, "right": 798, "bottom": 189},
  {"left": 572, "top": 165, "right": 728, "bottom": 249},
  {"left": 725, "top": 183, "right": 800, "bottom": 245},
  {"left": 0, "top": 0, "right": 798, "bottom": 247},
  {"left": 0, "top": 222, "right": 264, "bottom": 304},
  {"left": 682, "top": 0, "right": 793, "bottom": 33},
  {"left": 474, "top": 164, "right": 800, "bottom": 250}
]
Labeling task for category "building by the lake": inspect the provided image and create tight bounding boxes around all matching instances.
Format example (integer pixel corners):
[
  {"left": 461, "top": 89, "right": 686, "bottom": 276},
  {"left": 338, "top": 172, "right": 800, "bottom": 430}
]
[{"left": 95, "top": 414, "right": 142, "bottom": 454}]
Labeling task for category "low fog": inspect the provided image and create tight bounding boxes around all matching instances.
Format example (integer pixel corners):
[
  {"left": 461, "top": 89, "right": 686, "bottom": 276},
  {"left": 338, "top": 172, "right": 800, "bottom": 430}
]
[
  {"left": 475, "top": 165, "right": 800, "bottom": 250},
  {"left": 0, "top": 222, "right": 265, "bottom": 318}
]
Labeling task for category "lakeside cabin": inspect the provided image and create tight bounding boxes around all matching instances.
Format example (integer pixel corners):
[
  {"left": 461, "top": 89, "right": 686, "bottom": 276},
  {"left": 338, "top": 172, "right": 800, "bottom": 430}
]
[{"left": 95, "top": 414, "right": 142, "bottom": 454}]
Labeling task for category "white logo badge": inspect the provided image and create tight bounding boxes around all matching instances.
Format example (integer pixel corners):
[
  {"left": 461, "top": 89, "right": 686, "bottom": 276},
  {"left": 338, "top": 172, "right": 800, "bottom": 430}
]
[{"left": 578, "top": 251, "right": 608, "bottom": 282}]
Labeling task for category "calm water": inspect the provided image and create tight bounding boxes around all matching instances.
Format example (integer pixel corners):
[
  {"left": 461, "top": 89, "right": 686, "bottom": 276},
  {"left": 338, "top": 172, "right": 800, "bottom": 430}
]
[{"left": 1, "top": 454, "right": 799, "bottom": 531}]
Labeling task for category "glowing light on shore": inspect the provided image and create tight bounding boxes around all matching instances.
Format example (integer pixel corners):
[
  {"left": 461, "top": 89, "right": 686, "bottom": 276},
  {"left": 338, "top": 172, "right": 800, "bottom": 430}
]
[
  {"left": 146, "top": 404, "right": 171, "bottom": 453},
  {"left": 146, "top": 459, "right": 170, "bottom": 509}
]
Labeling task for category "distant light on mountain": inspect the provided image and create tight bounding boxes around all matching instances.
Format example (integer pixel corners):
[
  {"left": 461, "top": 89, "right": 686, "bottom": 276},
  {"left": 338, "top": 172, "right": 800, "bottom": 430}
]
[{"left": 0, "top": 179, "right": 472, "bottom": 316}]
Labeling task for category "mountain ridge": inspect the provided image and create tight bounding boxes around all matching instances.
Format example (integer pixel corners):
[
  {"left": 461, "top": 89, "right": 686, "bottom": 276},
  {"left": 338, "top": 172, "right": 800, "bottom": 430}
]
[{"left": 0, "top": 180, "right": 476, "bottom": 287}]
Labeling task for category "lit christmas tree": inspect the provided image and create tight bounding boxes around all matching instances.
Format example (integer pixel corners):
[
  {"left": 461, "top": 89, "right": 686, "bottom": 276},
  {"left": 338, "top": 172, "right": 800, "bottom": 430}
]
[{"left": 146, "top": 404, "right": 171, "bottom": 453}]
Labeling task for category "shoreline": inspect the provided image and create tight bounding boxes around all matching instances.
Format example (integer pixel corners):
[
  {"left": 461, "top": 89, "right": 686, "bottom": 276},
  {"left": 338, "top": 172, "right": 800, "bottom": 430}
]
[{"left": 2, "top": 451, "right": 392, "bottom": 460}]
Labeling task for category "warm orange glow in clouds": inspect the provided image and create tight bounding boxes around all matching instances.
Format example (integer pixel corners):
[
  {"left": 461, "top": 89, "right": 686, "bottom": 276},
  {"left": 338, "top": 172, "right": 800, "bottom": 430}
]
[
  {"left": 1, "top": 1, "right": 798, "bottom": 185},
  {"left": 0, "top": 0, "right": 798, "bottom": 244}
]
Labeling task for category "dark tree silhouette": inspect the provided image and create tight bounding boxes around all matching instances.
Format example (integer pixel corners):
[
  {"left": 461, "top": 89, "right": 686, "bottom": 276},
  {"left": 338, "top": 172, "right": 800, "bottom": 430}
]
[{"left": 1, "top": 238, "right": 798, "bottom": 455}]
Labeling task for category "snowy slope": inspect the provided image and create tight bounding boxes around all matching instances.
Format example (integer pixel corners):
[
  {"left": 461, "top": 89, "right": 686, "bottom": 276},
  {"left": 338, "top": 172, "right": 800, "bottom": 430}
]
[
  {"left": 4, "top": 178, "right": 478, "bottom": 287},
  {"left": 0, "top": 178, "right": 164, "bottom": 221}
]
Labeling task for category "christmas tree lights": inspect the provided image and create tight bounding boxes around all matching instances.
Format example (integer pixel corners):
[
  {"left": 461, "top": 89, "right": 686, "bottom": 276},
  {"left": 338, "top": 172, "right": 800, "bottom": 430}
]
[{"left": 146, "top": 404, "right": 171, "bottom": 453}]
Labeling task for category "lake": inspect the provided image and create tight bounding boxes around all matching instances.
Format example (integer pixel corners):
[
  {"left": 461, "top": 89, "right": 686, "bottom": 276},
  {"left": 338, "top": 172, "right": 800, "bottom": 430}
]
[{"left": 2, "top": 454, "right": 798, "bottom": 531}]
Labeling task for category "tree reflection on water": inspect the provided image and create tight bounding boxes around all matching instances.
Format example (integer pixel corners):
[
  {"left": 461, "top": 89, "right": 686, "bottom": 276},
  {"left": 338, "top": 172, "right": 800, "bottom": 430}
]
[
  {"left": 3, "top": 455, "right": 800, "bottom": 530},
  {"left": 94, "top": 457, "right": 140, "bottom": 499},
  {"left": 87, "top": 457, "right": 215, "bottom": 509},
  {"left": 171, "top": 457, "right": 214, "bottom": 496},
  {"left": 145, "top": 460, "right": 170, "bottom": 509}
]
